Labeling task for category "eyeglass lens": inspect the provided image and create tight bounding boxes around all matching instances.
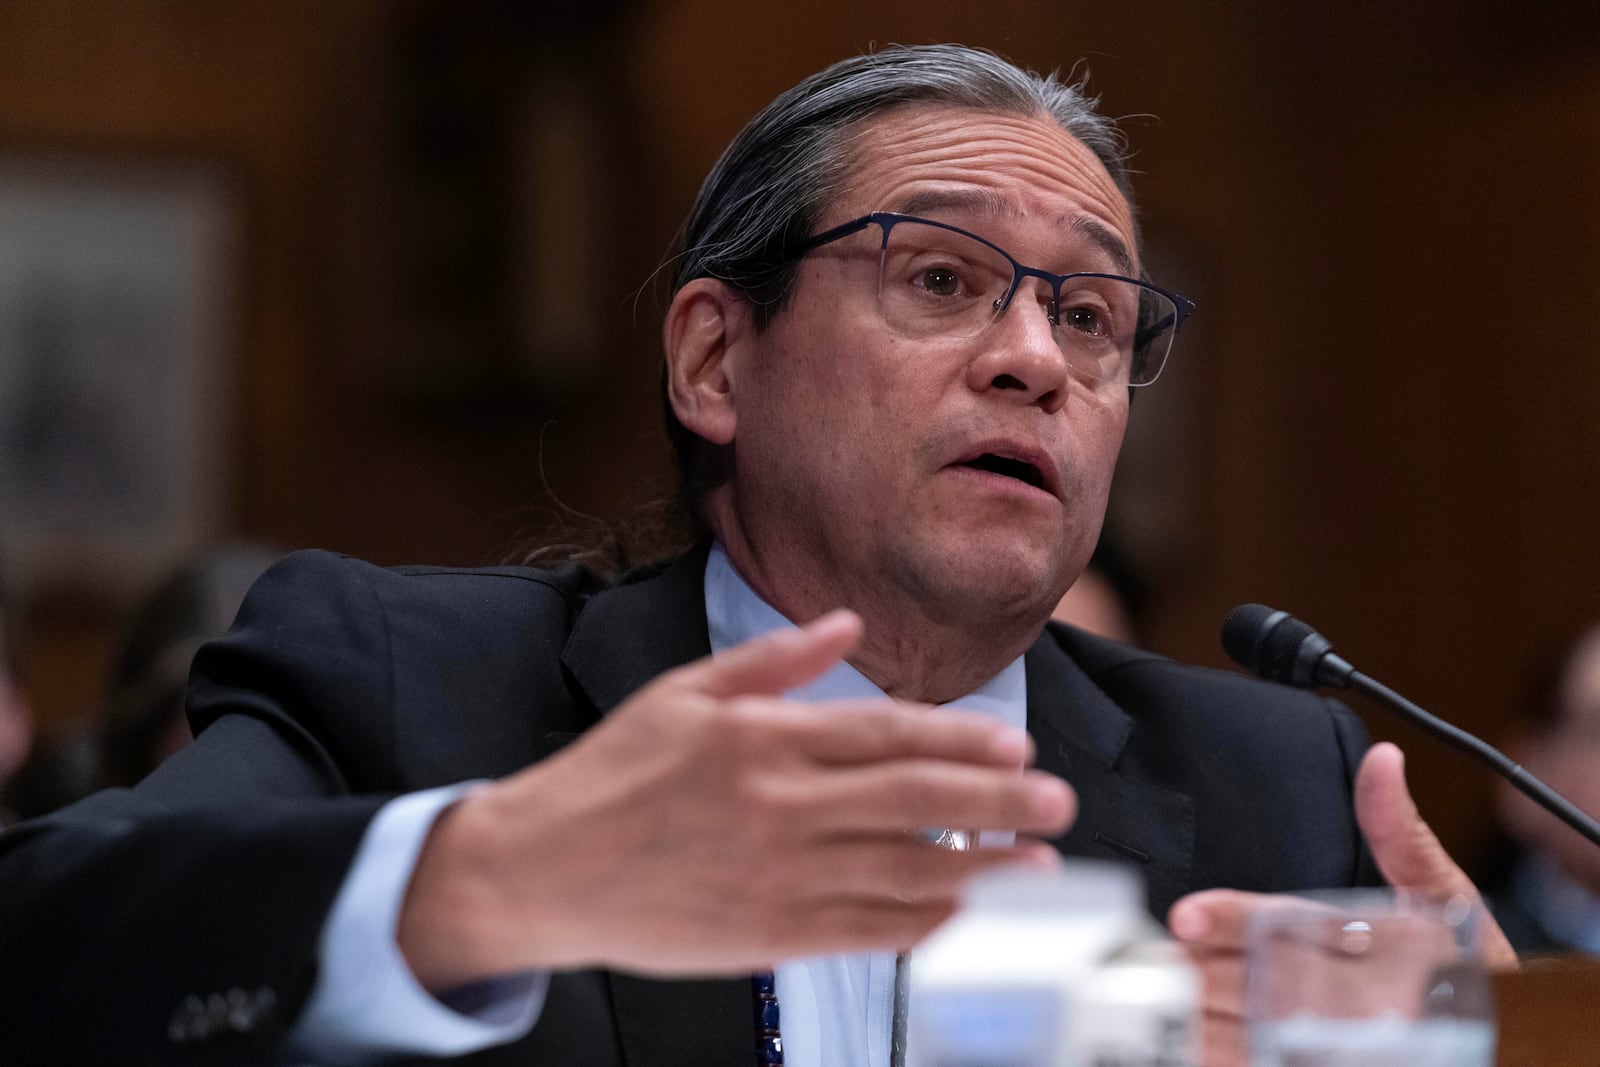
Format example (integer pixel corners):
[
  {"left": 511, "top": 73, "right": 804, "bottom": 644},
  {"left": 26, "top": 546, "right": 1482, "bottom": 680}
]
[{"left": 871, "top": 219, "right": 1178, "bottom": 386}]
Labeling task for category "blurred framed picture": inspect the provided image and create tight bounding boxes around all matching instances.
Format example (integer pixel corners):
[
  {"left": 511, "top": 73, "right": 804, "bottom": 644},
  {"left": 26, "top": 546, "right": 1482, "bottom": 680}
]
[{"left": 0, "top": 155, "right": 236, "bottom": 601}]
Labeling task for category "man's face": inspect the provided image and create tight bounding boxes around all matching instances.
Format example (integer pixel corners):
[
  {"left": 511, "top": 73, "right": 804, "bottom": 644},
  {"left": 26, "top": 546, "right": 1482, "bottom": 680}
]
[
  {"left": 723, "top": 104, "right": 1136, "bottom": 629},
  {"left": 1506, "top": 631, "right": 1600, "bottom": 891}
]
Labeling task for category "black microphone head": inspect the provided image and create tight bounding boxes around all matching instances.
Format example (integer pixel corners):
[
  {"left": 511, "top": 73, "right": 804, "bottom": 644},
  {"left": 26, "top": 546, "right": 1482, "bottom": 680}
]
[
  {"left": 1221, "top": 603, "right": 1320, "bottom": 685},
  {"left": 1221, "top": 603, "right": 1282, "bottom": 675}
]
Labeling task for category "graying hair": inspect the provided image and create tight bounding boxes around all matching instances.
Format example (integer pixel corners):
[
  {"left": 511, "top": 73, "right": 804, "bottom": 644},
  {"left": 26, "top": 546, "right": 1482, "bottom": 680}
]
[{"left": 664, "top": 44, "right": 1137, "bottom": 526}]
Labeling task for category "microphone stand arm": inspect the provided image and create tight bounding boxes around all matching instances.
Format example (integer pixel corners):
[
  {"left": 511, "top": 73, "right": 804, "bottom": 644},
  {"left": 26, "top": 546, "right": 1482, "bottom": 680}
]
[{"left": 1347, "top": 670, "right": 1600, "bottom": 850}]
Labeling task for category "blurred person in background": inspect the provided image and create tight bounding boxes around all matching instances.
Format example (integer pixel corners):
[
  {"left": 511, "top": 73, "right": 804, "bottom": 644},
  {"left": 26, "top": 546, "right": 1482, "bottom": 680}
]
[
  {"left": 96, "top": 543, "right": 281, "bottom": 789},
  {"left": 1050, "top": 534, "right": 1146, "bottom": 644},
  {"left": 0, "top": 557, "right": 34, "bottom": 824},
  {"left": 1484, "top": 623, "right": 1600, "bottom": 956},
  {"left": 0, "top": 543, "right": 278, "bottom": 819}
]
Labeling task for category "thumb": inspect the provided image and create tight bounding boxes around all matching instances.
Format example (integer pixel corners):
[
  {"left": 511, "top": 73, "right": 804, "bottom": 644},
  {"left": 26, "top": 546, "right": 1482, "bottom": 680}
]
[
  {"left": 1354, "top": 741, "right": 1473, "bottom": 897},
  {"left": 1355, "top": 741, "right": 1519, "bottom": 969},
  {"left": 691, "top": 608, "right": 863, "bottom": 699}
]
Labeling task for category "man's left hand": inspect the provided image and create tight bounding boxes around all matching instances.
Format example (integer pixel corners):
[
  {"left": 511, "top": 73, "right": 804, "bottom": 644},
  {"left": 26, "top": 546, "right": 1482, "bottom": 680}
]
[{"left": 1166, "top": 741, "right": 1518, "bottom": 1067}]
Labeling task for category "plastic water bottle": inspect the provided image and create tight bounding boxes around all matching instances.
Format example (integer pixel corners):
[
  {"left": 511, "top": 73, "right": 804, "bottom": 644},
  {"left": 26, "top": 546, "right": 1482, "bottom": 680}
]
[{"left": 907, "top": 861, "right": 1198, "bottom": 1067}]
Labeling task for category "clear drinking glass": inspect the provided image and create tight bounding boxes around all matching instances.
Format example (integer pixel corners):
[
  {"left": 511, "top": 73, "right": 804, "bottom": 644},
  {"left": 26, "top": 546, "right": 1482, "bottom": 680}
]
[{"left": 1245, "top": 889, "right": 1495, "bottom": 1067}]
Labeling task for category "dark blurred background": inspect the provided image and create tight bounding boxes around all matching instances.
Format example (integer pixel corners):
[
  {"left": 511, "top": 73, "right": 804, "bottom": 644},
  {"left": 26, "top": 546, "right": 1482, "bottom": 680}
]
[{"left": 2, "top": 0, "right": 1597, "bottom": 868}]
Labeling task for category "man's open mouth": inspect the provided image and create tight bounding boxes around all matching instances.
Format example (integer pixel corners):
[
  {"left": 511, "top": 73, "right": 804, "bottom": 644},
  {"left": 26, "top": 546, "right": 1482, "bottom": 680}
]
[{"left": 958, "top": 453, "right": 1048, "bottom": 492}]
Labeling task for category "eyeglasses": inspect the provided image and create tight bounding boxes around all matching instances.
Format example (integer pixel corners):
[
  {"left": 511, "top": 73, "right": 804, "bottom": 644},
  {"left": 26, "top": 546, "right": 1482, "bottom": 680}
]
[{"left": 790, "top": 212, "right": 1195, "bottom": 387}]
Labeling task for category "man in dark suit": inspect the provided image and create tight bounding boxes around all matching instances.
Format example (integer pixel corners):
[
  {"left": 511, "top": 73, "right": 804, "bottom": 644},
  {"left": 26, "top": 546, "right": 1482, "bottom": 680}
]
[
  {"left": 1483, "top": 623, "right": 1600, "bottom": 957},
  {"left": 0, "top": 44, "right": 1512, "bottom": 1067}
]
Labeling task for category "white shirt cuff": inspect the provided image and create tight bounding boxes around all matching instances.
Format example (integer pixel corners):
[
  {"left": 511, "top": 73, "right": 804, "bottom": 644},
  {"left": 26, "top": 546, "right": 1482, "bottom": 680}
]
[{"left": 285, "top": 784, "right": 548, "bottom": 1064}]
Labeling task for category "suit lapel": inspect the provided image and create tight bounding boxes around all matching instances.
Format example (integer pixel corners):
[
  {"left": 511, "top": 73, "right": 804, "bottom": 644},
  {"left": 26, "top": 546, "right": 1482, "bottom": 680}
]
[
  {"left": 561, "top": 543, "right": 714, "bottom": 715},
  {"left": 1025, "top": 633, "right": 1196, "bottom": 919},
  {"left": 562, "top": 544, "right": 754, "bottom": 1067}
]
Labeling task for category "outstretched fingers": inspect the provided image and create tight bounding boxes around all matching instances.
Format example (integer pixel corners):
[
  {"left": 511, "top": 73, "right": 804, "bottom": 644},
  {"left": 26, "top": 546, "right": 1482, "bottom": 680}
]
[
  {"left": 792, "top": 761, "right": 1074, "bottom": 838},
  {"left": 687, "top": 609, "right": 864, "bottom": 699},
  {"left": 753, "top": 698, "right": 1034, "bottom": 769},
  {"left": 777, "top": 845, "right": 1060, "bottom": 959},
  {"left": 794, "top": 835, "right": 1062, "bottom": 902}
]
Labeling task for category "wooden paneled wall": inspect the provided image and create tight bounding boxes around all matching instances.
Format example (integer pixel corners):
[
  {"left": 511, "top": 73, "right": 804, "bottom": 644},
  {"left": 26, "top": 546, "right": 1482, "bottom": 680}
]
[{"left": 2, "top": 0, "right": 1597, "bottom": 866}]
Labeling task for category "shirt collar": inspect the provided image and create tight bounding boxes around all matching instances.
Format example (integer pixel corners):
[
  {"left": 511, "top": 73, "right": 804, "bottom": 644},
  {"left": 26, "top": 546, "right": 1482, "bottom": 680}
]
[{"left": 702, "top": 541, "right": 1025, "bottom": 729}]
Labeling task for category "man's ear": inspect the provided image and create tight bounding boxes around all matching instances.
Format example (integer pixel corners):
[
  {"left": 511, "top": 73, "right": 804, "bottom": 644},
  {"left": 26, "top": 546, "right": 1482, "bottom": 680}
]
[{"left": 663, "top": 278, "right": 749, "bottom": 447}]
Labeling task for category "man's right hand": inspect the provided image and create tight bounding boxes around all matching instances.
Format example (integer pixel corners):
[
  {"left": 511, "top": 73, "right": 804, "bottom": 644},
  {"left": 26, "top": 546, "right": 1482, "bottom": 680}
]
[{"left": 396, "top": 609, "right": 1074, "bottom": 991}]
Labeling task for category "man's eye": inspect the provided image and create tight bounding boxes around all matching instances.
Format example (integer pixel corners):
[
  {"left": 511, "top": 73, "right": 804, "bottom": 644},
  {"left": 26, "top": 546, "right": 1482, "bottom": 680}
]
[
  {"left": 1062, "top": 304, "right": 1108, "bottom": 335},
  {"left": 918, "top": 267, "right": 962, "bottom": 297}
]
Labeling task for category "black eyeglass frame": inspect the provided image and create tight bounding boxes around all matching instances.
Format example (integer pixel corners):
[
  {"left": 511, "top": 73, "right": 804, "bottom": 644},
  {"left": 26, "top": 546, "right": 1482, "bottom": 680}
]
[{"left": 790, "top": 211, "right": 1197, "bottom": 386}]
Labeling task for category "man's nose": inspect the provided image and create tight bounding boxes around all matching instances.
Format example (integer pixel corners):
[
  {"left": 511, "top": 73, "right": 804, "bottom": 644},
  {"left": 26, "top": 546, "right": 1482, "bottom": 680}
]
[{"left": 964, "top": 292, "right": 1069, "bottom": 414}]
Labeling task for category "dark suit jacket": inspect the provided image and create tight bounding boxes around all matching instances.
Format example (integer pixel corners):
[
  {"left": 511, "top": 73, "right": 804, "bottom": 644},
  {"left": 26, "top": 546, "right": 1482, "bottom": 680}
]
[{"left": 0, "top": 546, "right": 1377, "bottom": 1066}]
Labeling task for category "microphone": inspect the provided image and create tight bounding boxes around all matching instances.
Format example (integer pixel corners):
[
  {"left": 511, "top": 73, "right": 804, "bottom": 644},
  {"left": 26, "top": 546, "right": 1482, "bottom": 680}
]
[
  {"left": 1222, "top": 603, "right": 1600, "bottom": 849},
  {"left": 1221, "top": 604, "right": 1356, "bottom": 689}
]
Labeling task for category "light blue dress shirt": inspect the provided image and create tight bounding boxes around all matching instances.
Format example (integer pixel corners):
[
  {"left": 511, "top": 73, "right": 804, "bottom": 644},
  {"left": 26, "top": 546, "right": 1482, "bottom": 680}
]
[
  {"left": 288, "top": 541, "right": 1027, "bottom": 1066},
  {"left": 702, "top": 545, "right": 1027, "bottom": 1067}
]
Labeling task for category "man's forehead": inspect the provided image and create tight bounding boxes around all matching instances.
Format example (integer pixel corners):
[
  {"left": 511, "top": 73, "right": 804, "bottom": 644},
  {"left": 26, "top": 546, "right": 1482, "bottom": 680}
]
[
  {"left": 830, "top": 104, "right": 1138, "bottom": 267},
  {"left": 888, "top": 187, "right": 1136, "bottom": 276}
]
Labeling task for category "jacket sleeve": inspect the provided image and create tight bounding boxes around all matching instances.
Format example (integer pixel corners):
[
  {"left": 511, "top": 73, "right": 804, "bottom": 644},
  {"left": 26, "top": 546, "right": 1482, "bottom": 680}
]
[{"left": 0, "top": 549, "right": 408, "bottom": 1065}]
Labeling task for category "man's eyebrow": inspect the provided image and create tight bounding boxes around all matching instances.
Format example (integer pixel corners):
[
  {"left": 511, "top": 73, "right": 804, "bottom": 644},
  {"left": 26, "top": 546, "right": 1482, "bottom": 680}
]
[
  {"left": 891, "top": 188, "right": 1018, "bottom": 220},
  {"left": 886, "top": 190, "right": 1137, "bottom": 276},
  {"left": 1070, "top": 218, "right": 1136, "bottom": 277}
]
